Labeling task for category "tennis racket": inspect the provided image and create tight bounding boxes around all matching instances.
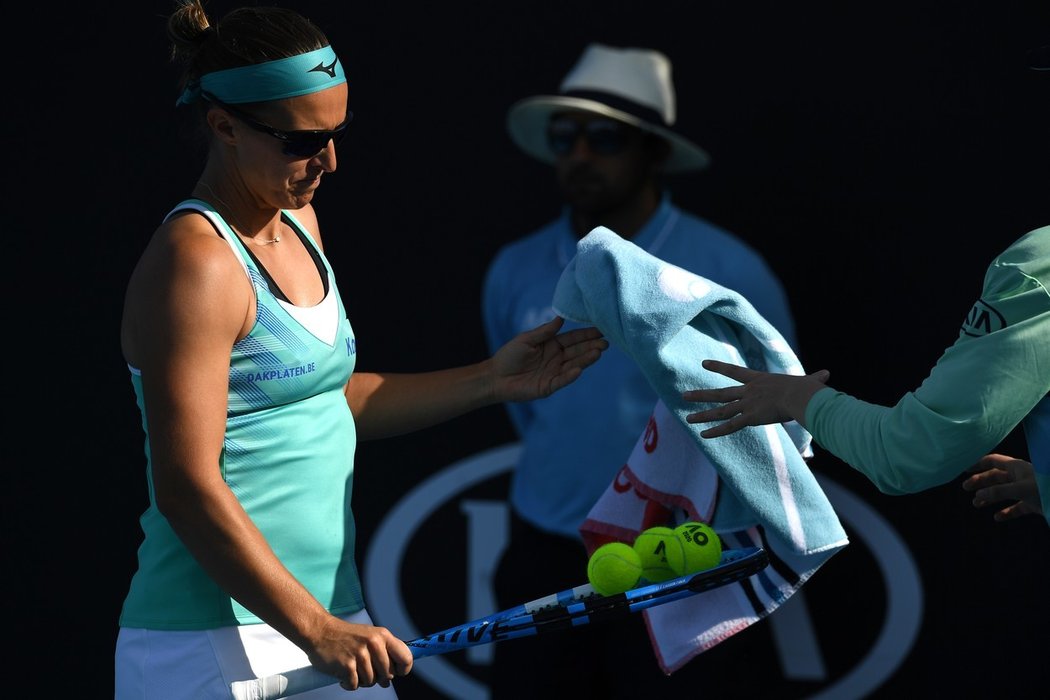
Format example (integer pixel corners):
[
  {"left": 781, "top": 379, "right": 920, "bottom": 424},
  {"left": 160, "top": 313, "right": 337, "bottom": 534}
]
[{"left": 230, "top": 545, "right": 767, "bottom": 699}]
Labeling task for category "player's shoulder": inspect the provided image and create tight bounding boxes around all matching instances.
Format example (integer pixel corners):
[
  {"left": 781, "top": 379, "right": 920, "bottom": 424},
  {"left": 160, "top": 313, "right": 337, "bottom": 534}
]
[
  {"left": 992, "top": 225, "right": 1050, "bottom": 268},
  {"left": 1008, "top": 225, "right": 1050, "bottom": 255},
  {"left": 135, "top": 208, "right": 245, "bottom": 289},
  {"left": 986, "top": 224, "right": 1050, "bottom": 292}
]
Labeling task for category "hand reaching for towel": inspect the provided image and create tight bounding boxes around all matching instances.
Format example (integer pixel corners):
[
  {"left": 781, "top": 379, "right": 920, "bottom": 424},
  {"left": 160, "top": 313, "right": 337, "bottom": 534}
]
[
  {"left": 682, "top": 359, "right": 831, "bottom": 438},
  {"left": 491, "top": 316, "right": 609, "bottom": 403}
]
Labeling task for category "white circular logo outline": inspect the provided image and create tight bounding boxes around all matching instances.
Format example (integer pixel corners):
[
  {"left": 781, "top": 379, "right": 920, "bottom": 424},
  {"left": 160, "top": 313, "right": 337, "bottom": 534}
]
[{"left": 364, "top": 443, "right": 923, "bottom": 699}]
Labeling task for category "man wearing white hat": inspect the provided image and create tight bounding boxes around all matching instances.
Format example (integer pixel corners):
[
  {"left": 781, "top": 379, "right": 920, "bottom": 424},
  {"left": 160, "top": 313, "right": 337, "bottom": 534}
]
[{"left": 482, "top": 43, "right": 799, "bottom": 696}]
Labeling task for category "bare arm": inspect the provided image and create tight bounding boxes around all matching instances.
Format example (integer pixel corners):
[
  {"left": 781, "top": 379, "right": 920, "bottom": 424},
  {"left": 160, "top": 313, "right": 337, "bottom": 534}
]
[
  {"left": 122, "top": 217, "right": 411, "bottom": 688},
  {"left": 347, "top": 317, "right": 608, "bottom": 440}
]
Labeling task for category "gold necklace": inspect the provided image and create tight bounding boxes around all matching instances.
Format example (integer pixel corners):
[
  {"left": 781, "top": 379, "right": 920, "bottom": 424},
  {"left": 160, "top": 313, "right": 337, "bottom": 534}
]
[{"left": 195, "top": 182, "right": 281, "bottom": 245}]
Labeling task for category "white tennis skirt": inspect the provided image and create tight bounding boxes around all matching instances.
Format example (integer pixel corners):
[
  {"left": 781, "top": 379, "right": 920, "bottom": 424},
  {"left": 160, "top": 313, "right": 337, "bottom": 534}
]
[{"left": 115, "top": 608, "right": 400, "bottom": 699}]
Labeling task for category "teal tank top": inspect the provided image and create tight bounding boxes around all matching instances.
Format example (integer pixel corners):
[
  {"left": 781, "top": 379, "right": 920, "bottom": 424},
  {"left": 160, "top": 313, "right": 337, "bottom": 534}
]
[{"left": 120, "top": 200, "right": 363, "bottom": 629}]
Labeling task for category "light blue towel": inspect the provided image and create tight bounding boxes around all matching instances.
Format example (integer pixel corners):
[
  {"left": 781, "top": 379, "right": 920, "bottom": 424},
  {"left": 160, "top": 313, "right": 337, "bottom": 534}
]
[{"left": 553, "top": 226, "right": 847, "bottom": 557}]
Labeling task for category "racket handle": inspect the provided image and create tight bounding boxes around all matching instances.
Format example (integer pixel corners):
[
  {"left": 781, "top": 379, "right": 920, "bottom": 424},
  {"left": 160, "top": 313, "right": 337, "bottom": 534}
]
[{"left": 229, "top": 665, "right": 335, "bottom": 700}]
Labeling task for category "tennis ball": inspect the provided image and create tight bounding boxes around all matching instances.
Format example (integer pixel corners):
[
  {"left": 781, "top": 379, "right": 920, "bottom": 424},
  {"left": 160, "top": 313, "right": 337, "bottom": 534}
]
[
  {"left": 671, "top": 521, "right": 722, "bottom": 575},
  {"left": 587, "top": 541, "right": 643, "bottom": 596},
  {"left": 632, "top": 526, "right": 686, "bottom": 583}
]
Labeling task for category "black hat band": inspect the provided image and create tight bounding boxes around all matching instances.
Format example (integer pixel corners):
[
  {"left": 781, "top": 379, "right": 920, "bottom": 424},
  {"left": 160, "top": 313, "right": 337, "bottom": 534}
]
[{"left": 560, "top": 89, "right": 669, "bottom": 128}]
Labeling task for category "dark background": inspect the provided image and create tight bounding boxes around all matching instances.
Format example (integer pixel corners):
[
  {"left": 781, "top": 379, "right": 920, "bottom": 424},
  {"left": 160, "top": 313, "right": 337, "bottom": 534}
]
[{"left": 9, "top": 0, "right": 1050, "bottom": 697}]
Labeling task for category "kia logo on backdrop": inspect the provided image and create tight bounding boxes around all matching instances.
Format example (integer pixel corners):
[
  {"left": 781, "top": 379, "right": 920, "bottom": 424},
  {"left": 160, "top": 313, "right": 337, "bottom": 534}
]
[{"left": 364, "top": 444, "right": 923, "bottom": 699}]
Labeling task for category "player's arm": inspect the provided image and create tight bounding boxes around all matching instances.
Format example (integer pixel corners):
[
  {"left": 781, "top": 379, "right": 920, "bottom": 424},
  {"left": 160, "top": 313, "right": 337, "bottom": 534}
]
[
  {"left": 347, "top": 317, "right": 607, "bottom": 440},
  {"left": 123, "top": 216, "right": 411, "bottom": 687}
]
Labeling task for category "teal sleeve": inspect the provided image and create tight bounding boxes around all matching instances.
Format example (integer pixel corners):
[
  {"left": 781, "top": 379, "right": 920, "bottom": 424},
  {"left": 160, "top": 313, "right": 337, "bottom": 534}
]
[
  {"left": 805, "top": 385, "right": 1017, "bottom": 494},
  {"left": 804, "top": 227, "right": 1050, "bottom": 494}
]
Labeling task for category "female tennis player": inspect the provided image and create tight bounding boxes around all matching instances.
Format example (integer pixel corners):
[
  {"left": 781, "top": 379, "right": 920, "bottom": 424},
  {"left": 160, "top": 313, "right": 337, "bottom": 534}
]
[{"left": 114, "top": 3, "right": 607, "bottom": 698}]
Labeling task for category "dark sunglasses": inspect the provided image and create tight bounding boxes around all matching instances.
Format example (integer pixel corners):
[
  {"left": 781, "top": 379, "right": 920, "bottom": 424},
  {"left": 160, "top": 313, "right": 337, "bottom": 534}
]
[
  {"left": 203, "top": 92, "right": 352, "bottom": 158},
  {"left": 547, "top": 117, "right": 635, "bottom": 156}
]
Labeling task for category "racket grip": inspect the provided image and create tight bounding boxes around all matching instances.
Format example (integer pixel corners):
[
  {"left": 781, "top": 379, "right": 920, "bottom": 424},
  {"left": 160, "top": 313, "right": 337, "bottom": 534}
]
[
  {"left": 229, "top": 665, "right": 336, "bottom": 700},
  {"left": 230, "top": 643, "right": 433, "bottom": 699}
]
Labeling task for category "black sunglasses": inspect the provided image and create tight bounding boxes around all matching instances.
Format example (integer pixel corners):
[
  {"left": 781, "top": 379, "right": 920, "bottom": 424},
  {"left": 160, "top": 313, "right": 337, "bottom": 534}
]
[
  {"left": 547, "top": 117, "right": 636, "bottom": 156},
  {"left": 203, "top": 92, "right": 352, "bottom": 158}
]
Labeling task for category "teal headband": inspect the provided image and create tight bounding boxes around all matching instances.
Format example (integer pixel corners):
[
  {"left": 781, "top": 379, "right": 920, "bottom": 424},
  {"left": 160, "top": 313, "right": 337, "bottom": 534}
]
[{"left": 177, "top": 45, "right": 346, "bottom": 106}]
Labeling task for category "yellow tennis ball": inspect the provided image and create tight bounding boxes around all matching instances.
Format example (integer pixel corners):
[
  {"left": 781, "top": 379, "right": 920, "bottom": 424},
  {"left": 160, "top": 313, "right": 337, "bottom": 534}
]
[
  {"left": 587, "top": 542, "right": 643, "bottom": 596},
  {"left": 671, "top": 521, "right": 722, "bottom": 575},
  {"left": 632, "top": 526, "right": 686, "bottom": 583}
]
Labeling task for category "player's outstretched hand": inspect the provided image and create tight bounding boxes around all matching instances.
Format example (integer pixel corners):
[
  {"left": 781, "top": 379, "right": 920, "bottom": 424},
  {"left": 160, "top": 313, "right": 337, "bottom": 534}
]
[
  {"left": 682, "top": 359, "right": 830, "bottom": 438},
  {"left": 962, "top": 453, "right": 1042, "bottom": 522},
  {"left": 492, "top": 317, "right": 608, "bottom": 402},
  {"left": 307, "top": 618, "right": 413, "bottom": 691}
]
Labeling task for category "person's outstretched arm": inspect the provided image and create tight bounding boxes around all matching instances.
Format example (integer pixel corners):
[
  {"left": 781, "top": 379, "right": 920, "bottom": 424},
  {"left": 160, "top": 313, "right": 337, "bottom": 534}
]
[{"left": 347, "top": 317, "right": 608, "bottom": 440}]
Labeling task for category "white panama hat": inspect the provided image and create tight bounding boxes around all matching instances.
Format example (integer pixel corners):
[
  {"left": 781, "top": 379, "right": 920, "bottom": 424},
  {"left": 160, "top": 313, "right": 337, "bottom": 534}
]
[{"left": 506, "top": 43, "right": 711, "bottom": 173}]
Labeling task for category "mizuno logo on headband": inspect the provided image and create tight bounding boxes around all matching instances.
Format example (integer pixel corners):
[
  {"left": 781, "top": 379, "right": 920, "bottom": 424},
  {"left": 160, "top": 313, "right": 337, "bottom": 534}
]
[{"left": 309, "top": 59, "right": 339, "bottom": 78}]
